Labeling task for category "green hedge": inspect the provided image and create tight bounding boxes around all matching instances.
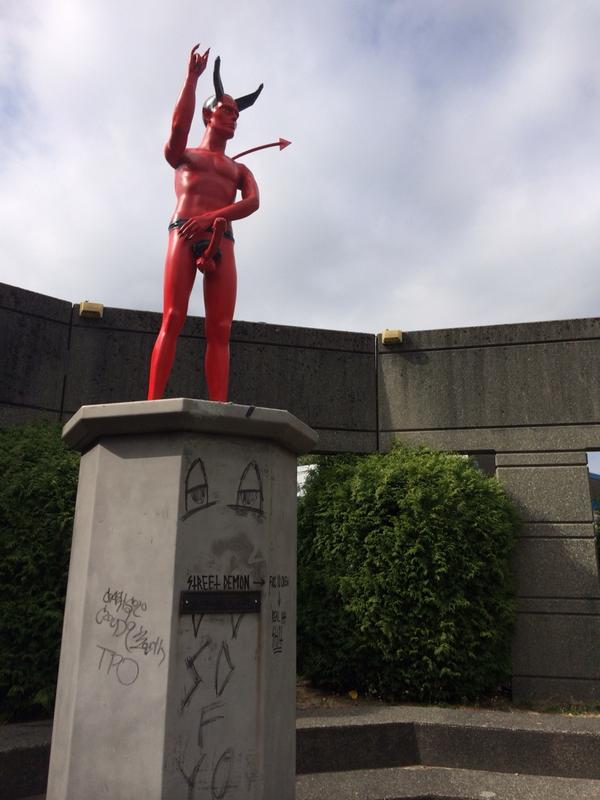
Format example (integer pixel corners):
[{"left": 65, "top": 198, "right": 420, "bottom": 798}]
[
  {"left": 0, "top": 421, "right": 79, "bottom": 720},
  {"left": 298, "top": 446, "right": 518, "bottom": 703},
  {"left": 0, "top": 425, "right": 517, "bottom": 717}
]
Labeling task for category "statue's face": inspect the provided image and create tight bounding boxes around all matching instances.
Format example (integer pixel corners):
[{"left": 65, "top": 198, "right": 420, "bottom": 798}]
[{"left": 208, "top": 95, "right": 239, "bottom": 139}]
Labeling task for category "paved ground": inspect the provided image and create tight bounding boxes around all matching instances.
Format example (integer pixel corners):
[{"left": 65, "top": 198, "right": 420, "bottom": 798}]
[{"left": 8, "top": 698, "right": 600, "bottom": 799}]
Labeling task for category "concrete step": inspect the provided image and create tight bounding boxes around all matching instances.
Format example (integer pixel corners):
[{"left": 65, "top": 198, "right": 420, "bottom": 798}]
[
  {"left": 297, "top": 765, "right": 600, "bottom": 800},
  {"left": 0, "top": 720, "right": 51, "bottom": 800},
  {"left": 296, "top": 703, "right": 600, "bottom": 779},
  {"left": 6, "top": 704, "right": 600, "bottom": 798}
]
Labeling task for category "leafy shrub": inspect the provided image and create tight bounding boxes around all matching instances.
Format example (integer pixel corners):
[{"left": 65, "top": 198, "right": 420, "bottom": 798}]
[
  {"left": 297, "top": 445, "right": 518, "bottom": 703},
  {"left": 0, "top": 420, "right": 79, "bottom": 720}
]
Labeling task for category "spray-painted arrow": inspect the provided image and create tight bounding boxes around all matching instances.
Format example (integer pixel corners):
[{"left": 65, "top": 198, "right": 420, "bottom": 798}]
[{"left": 231, "top": 138, "right": 291, "bottom": 161}]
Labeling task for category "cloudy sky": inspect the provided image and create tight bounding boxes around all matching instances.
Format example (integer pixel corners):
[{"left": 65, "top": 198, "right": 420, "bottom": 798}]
[{"left": 1, "top": 0, "right": 600, "bottom": 339}]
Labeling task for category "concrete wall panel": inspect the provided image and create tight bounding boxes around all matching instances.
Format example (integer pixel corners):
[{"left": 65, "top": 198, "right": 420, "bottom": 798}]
[
  {"left": 380, "top": 425, "right": 600, "bottom": 454},
  {"left": 498, "top": 453, "right": 600, "bottom": 703},
  {"left": 512, "top": 538, "right": 600, "bottom": 598},
  {"left": 63, "top": 315, "right": 157, "bottom": 412},
  {"left": 512, "top": 676, "right": 600, "bottom": 705},
  {"left": 513, "top": 613, "right": 600, "bottom": 679},
  {"left": 385, "top": 317, "right": 600, "bottom": 350},
  {"left": 496, "top": 452, "right": 589, "bottom": 467},
  {"left": 0, "top": 403, "right": 61, "bottom": 428},
  {"left": 61, "top": 305, "right": 376, "bottom": 450},
  {"left": 230, "top": 344, "right": 374, "bottom": 430},
  {"left": 497, "top": 465, "right": 594, "bottom": 523},
  {"left": 0, "top": 283, "right": 70, "bottom": 415},
  {"left": 0, "top": 281, "right": 71, "bottom": 319},
  {"left": 519, "top": 522, "right": 596, "bottom": 539},
  {"left": 379, "top": 319, "right": 600, "bottom": 434},
  {"left": 518, "top": 597, "right": 600, "bottom": 614}
]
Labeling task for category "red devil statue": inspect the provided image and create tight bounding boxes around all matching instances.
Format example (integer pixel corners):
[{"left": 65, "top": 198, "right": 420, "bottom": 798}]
[{"left": 147, "top": 45, "right": 263, "bottom": 402}]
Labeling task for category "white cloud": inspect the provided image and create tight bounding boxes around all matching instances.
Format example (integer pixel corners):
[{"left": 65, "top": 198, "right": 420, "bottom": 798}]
[{"left": 1, "top": 0, "right": 599, "bottom": 335}]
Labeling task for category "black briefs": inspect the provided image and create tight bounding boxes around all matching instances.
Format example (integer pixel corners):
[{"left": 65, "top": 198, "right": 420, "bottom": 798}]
[
  {"left": 168, "top": 218, "right": 235, "bottom": 242},
  {"left": 168, "top": 218, "right": 234, "bottom": 261}
]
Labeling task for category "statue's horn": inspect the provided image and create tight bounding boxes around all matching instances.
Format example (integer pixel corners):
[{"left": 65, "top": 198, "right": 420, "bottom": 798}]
[
  {"left": 235, "top": 83, "right": 264, "bottom": 112},
  {"left": 213, "top": 56, "right": 224, "bottom": 100}
]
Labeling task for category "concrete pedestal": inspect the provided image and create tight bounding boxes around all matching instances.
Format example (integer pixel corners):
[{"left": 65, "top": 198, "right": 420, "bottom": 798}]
[{"left": 46, "top": 399, "right": 317, "bottom": 800}]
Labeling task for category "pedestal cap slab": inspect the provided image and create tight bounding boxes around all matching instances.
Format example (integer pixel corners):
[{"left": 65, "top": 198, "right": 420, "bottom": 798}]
[{"left": 62, "top": 397, "right": 318, "bottom": 454}]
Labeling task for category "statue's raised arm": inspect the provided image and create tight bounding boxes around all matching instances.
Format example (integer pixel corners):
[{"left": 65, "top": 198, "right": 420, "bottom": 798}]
[{"left": 165, "top": 44, "right": 210, "bottom": 168}]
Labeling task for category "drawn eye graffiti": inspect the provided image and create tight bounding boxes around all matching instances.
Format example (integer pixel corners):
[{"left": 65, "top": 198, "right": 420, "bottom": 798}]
[
  {"left": 182, "top": 458, "right": 217, "bottom": 520},
  {"left": 228, "top": 461, "right": 264, "bottom": 515}
]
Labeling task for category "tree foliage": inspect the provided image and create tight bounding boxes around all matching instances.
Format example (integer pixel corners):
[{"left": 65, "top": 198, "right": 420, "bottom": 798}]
[
  {"left": 297, "top": 445, "right": 518, "bottom": 703},
  {"left": 0, "top": 421, "right": 79, "bottom": 720}
]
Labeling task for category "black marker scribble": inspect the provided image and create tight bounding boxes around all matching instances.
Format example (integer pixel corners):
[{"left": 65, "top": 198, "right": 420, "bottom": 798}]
[
  {"left": 245, "top": 753, "right": 258, "bottom": 791},
  {"left": 96, "top": 644, "right": 139, "bottom": 686},
  {"left": 95, "top": 603, "right": 166, "bottom": 665},
  {"left": 192, "top": 614, "right": 204, "bottom": 638},
  {"left": 228, "top": 461, "right": 264, "bottom": 515},
  {"left": 182, "top": 457, "right": 217, "bottom": 520},
  {"left": 230, "top": 614, "right": 243, "bottom": 639},
  {"left": 215, "top": 641, "right": 235, "bottom": 697},
  {"left": 181, "top": 635, "right": 211, "bottom": 711},
  {"left": 211, "top": 747, "right": 235, "bottom": 800},
  {"left": 198, "top": 701, "right": 225, "bottom": 748},
  {"left": 177, "top": 754, "right": 205, "bottom": 800}
]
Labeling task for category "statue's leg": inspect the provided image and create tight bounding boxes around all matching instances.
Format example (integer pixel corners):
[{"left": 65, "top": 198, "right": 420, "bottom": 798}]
[
  {"left": 147, "top": 234, "right": 196, "bottom": 400},
  {"left": 203, "top": 240, "right": 237, "bottom": 402}
]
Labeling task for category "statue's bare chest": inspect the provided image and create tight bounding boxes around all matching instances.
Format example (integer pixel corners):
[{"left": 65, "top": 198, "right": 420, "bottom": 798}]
[{"left": 182, "top": 150, "right": 239, "bottom": 185}]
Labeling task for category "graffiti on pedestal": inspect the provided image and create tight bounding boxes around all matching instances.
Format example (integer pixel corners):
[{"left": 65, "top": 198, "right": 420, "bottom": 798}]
[
  {"left": 93, "top": 587, "right": 167, "bottom": 688},
  {"left": 177, "top": 611, "right": 258, "bottom": 798},
  {"left": 182, "top": 457, "right": 217, "bottom": 520},
  {"left": 269, "top": 574, "right": 289, "bottom": 656},
  {"left": 229, "top": 461, "right": 264, "bottom": 516}
]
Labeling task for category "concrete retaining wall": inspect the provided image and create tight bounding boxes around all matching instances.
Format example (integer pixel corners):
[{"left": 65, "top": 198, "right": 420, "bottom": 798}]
[
  {"left": 1, "top": 282, "right": 377, "bottom": 453},
  {"left": 379, "top": 320, "right": 600, "bottom": 704},
  {"left": 3, "top": 282, "right": 600, "bottom": 704}
]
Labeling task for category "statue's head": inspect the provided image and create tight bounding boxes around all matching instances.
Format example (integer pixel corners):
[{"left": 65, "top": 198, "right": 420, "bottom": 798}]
[{"left": 202, "top": 56, "right": 263, "bottom": 134}]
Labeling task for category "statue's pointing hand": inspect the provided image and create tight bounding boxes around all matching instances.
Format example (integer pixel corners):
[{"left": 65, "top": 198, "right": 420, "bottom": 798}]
[{"left": 188, "top": 43, "right": 209, "bottom": 79}]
